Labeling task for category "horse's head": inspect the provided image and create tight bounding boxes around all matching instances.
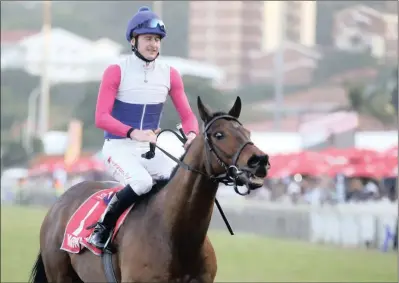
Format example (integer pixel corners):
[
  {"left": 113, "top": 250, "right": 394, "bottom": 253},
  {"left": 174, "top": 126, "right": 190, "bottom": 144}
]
[{"left": 197, "top": 96, "right": 270, "bottom": 195}]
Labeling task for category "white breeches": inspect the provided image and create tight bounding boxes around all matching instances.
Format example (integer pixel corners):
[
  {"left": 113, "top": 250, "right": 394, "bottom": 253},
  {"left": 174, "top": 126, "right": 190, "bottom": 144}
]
[{"left": 101, "top": 139, "right": 176, "bottom": 195}]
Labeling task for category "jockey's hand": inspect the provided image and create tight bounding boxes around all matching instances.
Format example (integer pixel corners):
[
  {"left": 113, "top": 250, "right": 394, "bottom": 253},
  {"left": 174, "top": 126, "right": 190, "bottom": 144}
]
[
  {"left": 184, "top": 132, "right": 196, "bottom": 150},
  {"left": 130, "top": 128, "right": 161, "bottom": 144}
]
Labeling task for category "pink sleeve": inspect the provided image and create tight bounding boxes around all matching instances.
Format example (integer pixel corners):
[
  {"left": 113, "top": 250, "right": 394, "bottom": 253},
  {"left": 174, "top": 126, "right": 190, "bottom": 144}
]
[
  {"left": 95, "top": 64, "right": 131, "bottom": 137},
  {"left": 169, "top": 67, "right": 200, "bottom": 135}
]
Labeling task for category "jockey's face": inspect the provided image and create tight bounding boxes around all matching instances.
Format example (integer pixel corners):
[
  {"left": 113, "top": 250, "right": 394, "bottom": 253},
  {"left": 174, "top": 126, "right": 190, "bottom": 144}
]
[{"left": 131, "top": 34, "right": 161, "bottom": 61}]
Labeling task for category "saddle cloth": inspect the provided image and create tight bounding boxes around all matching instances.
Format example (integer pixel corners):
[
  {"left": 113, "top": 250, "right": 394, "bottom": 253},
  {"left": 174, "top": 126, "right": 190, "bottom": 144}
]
[{"left": 60, "top": 186, "right": 133, "bottom": 256}]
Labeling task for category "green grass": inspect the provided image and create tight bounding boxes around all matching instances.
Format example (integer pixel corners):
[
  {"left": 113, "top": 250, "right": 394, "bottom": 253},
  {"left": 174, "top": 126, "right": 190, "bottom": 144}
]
[{"left": 1, "top": 205, "right": 397, "bottom": 282}]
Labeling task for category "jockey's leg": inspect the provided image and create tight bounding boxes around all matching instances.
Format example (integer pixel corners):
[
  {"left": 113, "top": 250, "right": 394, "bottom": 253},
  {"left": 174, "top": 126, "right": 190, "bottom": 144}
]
[{"left": 88, "top": 139, "right": 154, "bottom": 249}]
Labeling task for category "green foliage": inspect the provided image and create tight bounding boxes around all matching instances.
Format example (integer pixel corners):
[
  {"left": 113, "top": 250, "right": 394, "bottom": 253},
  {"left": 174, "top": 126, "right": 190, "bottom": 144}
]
[
  {"left": 344, "top": 79, "right": 397, "bottom": 126},
  {"left": 365, "top": 95, "right": 396, "bottom": 125},
  {"left": 1, "top": 141, "right": 29, "bottom": 167},
  {"left": 31, "top": 137, "right": 44, "bottom": 155},
  {"left": 344, "top": 82, "right": 366, "bottom": 112},
  {"left": 81, "top": 125, "right": 104, "bottom": 150},
  {"left": 1, "top": 87, "right": 28, "bottom": 130},
  {"left": 389, "top": 70, "right": 398, "bottom": 113}
]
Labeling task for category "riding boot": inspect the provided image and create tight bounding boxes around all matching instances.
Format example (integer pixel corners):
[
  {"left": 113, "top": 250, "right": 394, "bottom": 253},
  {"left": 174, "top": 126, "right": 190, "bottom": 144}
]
[{"left": 89, "top": 184, "right": 139, "bottom": 249}]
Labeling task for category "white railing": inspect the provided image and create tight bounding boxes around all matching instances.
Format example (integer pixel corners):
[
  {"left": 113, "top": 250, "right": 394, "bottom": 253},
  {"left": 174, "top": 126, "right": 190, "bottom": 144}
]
[{"left": 210, "top": 199, "right": 397, "bottom": 250}]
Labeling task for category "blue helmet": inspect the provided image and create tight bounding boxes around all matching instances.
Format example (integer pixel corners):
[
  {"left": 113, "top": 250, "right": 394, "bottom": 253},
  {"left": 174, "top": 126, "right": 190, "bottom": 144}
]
[{"left": 125, "top": 6, "right": 166, "bottom": 42}]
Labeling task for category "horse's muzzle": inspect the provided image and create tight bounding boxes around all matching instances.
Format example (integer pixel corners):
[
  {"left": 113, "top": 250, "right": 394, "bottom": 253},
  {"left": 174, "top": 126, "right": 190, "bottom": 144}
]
[{"left": 247, "top": 154, "right": 269, "bottom": 177}]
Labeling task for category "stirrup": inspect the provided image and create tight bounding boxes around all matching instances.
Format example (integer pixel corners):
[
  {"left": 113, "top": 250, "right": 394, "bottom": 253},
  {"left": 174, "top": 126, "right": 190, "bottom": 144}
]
[
  {"left": 94, "top": 222, "right": 107, "bottom": 230},
  {"left": 89, "top": 227, "right": 114, "bottom": 249}
]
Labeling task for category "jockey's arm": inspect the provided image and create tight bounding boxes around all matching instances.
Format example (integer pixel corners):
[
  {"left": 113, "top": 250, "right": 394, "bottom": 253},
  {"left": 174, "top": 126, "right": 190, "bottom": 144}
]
[
  {"left": 169, "top": 67, "right": 199, "bottom": 136},
  {"left": 95, "top": 65, "right": 132, "bottom": 138}
]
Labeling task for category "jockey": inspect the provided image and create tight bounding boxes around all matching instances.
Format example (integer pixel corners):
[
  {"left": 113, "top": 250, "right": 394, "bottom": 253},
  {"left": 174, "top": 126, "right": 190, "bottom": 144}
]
[{"left": 89, "top": 6, "right": 199, "bottom": 249}]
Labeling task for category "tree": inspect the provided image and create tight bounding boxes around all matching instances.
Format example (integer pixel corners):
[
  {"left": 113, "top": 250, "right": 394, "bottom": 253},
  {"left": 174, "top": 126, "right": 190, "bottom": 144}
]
[
  {"left": 390, "top": 69, "right": 398, "bottom": 114},
  {"left": 1, "top": 141, "right": 29, "bottom": 168},
  {"left": 344, "top": 81, "right": 366, "bottom": 112},
  {"left": 344, "top": 79, "right": 396, "bottom": 127},
  {"left": 31, "top": 137, "right": 45, "bottom": 155}
]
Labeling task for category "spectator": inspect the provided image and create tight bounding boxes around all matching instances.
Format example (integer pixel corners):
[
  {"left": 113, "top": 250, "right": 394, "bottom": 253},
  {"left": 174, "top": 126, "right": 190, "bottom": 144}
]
[
  {"left": 303, "top": 178, "right": 323, "bottom": 205},
  {"left": 286, "top": 177, "right": 302, "bottom": 204},
  {"left": 346, "top": 177, "right": 376, "bottom": 202},
  {"left": 363, "top": 178, "right": 380, "bottom": 199}
]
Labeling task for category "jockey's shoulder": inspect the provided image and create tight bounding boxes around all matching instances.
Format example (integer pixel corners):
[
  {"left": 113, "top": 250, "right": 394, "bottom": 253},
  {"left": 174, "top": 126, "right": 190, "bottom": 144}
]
[{"left": 101, "top": 64, "right": 121, "bottom": 80}]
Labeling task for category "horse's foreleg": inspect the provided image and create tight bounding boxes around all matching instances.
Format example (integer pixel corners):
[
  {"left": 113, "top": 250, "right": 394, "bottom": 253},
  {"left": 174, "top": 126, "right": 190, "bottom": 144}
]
[{"left": 201, "top": 237, "right": 217, "bottom": 283}]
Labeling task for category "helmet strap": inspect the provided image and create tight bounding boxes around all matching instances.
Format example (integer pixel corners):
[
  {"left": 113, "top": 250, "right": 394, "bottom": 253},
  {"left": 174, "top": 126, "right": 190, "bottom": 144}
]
[{"left": 131, "top": 36, "right": 159, "bottom": 63}]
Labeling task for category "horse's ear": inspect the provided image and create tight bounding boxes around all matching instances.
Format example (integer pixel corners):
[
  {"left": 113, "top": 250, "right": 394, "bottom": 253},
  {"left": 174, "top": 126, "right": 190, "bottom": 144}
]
[
  {"left": 228, "top": 96, "right": 242, "bottom": 119},
  {"left": 197, "top": 96, "right": 212, "bottom": 122}
]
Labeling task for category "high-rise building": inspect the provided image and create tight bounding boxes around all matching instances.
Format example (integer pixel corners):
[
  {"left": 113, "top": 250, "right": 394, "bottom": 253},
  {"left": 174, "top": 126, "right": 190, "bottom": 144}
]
[
  {"left": 188, "top": 1, "right": 317, "bottom": 89},
  {"left": 261, "top": 1, "right": 316, "bottom": 52}
]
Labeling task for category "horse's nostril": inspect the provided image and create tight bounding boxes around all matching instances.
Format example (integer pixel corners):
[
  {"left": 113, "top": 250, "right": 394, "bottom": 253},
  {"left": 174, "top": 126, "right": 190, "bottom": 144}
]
[
  {"left": 247, "top": 155, "right": 260, "bottom": 168},
  {"left": 248, "top": 154, "right": 269, "bottom": 168}
]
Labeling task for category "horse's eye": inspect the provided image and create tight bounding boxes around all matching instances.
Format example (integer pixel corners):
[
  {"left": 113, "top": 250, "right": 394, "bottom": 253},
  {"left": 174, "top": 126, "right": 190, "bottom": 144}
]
[{"left": 213, "top": 132, "right": 224, "bottom": 140}]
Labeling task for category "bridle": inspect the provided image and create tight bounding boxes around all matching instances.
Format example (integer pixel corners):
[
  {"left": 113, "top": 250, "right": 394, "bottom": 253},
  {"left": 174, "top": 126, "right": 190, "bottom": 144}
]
[
  {"left": 142, "top": 114, "right": 260, "bottom": 196},
  {"left": 202, "top": 114, "right": 255, "bottom": 195}
]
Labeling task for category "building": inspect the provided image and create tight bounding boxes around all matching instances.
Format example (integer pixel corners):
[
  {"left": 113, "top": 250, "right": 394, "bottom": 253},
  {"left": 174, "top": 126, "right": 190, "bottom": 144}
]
[
  {"left": 261, "top": 1, "right": 316, "bottom": 52},
  {"left": 188, "top": 1, "right": 261, "bottom": 89},
  {"left": 188, "top": 1, "right": 317, "bottom": 89},
  {"left": 332, "top": 5, "right": 398, "bottom": 60}
]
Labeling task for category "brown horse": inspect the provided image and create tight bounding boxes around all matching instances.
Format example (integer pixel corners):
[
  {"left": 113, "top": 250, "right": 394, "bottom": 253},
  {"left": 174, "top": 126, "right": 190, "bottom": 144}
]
[{"left": 29, "top": 96, "right": 270, "bottom": 283}]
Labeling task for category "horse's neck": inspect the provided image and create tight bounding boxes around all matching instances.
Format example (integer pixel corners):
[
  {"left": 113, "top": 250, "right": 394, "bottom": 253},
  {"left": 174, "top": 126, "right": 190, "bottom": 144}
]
[{"left": 164, "top": 137, "right": 218, "bottom": 250}]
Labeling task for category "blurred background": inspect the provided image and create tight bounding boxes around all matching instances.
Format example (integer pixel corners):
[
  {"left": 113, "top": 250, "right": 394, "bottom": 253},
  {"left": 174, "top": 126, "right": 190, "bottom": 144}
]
[{"left": 1, "top": 1, "right": 398, "bottom": 281}]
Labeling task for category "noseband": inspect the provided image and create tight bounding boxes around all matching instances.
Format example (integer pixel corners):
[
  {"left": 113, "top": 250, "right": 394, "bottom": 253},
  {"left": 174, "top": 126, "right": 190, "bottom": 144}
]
[{"left": 143, "top": 114, "right": 256, "bottom": 196}]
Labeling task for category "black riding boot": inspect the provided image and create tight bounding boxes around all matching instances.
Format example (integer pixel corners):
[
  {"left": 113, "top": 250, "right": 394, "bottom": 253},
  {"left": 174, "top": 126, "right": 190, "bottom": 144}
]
[{"left": 89, "top": 184, "right": 139, "bottom": 249}]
